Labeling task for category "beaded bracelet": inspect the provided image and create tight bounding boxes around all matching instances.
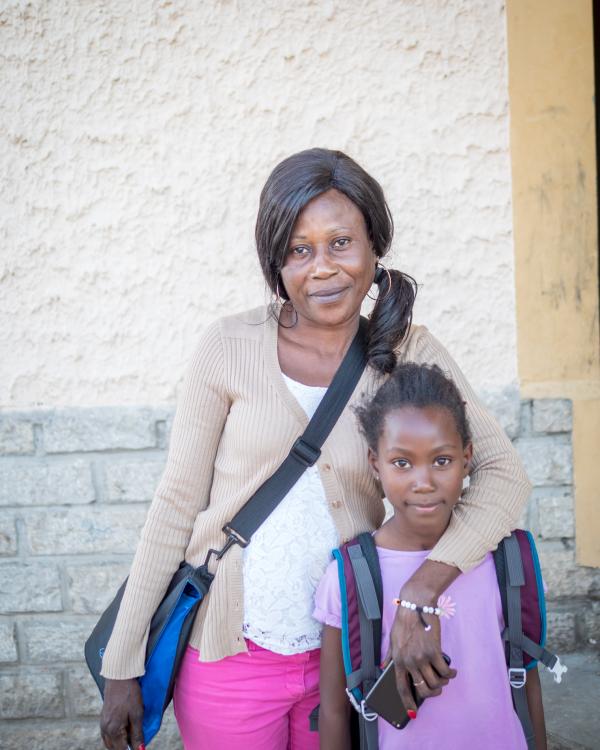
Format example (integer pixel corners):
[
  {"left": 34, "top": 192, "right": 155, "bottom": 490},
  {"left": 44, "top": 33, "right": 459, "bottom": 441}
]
[{"left": 393, "top": 595, "right": 456, "bottom": 631}]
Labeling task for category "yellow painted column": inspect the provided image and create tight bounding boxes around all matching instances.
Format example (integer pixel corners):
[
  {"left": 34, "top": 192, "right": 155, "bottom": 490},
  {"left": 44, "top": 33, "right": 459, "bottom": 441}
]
[{"left": 506, "top": 0, "right": 600, "bottom": 565}]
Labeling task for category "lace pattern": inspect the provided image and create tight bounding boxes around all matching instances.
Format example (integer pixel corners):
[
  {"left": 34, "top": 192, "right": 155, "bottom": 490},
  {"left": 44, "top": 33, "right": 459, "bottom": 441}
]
[{"left": 242, "top": 375, "right": 339, "bottom": 655}]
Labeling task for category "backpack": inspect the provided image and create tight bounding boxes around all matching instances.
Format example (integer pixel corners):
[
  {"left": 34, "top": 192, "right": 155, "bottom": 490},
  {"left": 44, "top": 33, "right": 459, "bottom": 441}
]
[{"left": 333, "top": 530, "right": 567, "bottom": 750}]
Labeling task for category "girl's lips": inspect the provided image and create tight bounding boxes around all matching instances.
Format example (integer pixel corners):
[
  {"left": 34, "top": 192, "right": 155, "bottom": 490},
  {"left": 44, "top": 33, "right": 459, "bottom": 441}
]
[{"left": 408, "top": 501, "right": 444, "bottom": 514}]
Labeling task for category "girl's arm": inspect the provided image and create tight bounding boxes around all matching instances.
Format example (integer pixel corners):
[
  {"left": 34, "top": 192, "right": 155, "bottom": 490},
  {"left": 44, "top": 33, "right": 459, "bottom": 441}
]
[
  {"left": 525, "top": 666, "right": 547, "bottom": 750},
  {"left": 319, "top": 625, "right": 351, "bottom": 750}
]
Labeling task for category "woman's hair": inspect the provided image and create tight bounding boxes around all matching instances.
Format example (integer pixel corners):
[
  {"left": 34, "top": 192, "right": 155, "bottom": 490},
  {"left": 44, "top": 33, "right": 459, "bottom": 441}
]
[
  {"left": 255, "top": 148, "right": 417, "bottom": 374},
  {"left": 354, "top": 362, "right": 471, "bottom": 450}
]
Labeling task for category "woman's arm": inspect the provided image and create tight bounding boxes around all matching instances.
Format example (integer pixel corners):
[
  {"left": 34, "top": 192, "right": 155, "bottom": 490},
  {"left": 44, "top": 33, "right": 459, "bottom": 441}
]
[
  {"left": 319, "top": 625, "right": 351, "bottom": 750},
  {"left": 388, "top": 327, "right": 532, "bottom": 706},
  {"left": 99, "top": 321, "right": 231, "bottom": 750},
  {"left": 412, "top": 328, "right": 532, "bottom": 571},
  {"left": 101, "top": 320, "right": 231, "bottom": 679},
  {"left": 526, "top": 666, "right": 547, "bottom": 750}
]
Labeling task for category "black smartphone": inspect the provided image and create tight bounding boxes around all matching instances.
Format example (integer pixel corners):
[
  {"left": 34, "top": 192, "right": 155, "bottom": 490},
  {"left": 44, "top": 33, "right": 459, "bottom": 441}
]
[{"left": 364, "top": 653, "right": 451, "bottom": 730}]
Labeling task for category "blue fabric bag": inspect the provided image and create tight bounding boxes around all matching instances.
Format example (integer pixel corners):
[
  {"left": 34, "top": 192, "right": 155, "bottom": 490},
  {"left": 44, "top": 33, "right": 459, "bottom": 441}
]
[{"left": 85, "top": 561, "right": 213, "bottom": 744}]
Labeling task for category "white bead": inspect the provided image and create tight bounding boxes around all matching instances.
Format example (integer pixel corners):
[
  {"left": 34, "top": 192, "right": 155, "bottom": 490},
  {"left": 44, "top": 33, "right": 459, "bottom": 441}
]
[{"left": 410, "top": 603, "right": 416, "bottom": 610}]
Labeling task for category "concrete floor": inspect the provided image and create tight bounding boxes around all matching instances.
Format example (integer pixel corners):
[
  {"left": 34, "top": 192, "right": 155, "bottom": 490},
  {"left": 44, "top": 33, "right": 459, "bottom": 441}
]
[{"left": 540, "top": 651, "right": 600, "bottom": 750}]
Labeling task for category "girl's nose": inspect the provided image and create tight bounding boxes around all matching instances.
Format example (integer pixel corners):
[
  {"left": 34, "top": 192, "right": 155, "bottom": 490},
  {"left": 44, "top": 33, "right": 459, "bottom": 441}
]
[{"left": 412, "top": 469, "right": 435, "bottom": 492}]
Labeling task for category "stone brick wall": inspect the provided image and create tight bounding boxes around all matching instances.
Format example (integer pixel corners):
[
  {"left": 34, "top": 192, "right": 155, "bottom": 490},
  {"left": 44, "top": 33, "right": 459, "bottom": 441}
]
[
  {"left": 0, "top": 398, "right": 597, "bottom": 748},
  {"left": 0, "top": 406, "right": 181, "bottom": 749},
  {"left": 515, "top": 400, "right": 600, "bottom": 653}
]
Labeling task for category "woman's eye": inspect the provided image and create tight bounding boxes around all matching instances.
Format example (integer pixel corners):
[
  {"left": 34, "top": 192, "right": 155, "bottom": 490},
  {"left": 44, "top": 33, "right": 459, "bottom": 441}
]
[
  {"left": 289, "top": 245, "right": 310, "bottom": 258},
  {"left": 434, "top": 457, "right": 452, "bottom": 467},
  {"left": 393, "top": 459, "right": 410, "bottom": 469},
  {"left": 333, "top": 237, "right": 351, "bottom": 249}
]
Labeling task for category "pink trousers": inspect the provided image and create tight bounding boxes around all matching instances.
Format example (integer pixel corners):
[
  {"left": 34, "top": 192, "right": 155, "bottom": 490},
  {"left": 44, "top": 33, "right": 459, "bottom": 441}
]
[{"left": 173, "top": 641, "right": 321, "bottom": 750}]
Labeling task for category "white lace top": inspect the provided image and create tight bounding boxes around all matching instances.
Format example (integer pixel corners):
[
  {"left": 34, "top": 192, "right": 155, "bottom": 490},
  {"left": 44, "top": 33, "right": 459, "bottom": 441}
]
[{"left": 242, "top": 374, "right": 340, "bottom": 654}]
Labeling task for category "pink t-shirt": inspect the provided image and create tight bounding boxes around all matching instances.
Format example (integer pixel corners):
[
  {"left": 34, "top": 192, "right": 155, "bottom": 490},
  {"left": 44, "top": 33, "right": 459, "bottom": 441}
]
[{"left": 314, "top": 546, "right": 527, "bottom": 750}]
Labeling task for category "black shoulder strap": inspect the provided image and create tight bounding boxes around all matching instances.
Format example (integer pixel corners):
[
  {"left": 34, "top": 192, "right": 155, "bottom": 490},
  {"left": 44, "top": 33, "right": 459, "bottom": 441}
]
[{"left": 206, "top": 317, "right": 368, "bottom": 564}]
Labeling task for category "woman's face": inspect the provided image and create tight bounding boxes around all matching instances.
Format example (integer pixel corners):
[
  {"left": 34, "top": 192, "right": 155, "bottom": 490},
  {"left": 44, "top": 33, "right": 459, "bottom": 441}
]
[{"left": 280, "top": 188, "right": 377, "bottom": 330}]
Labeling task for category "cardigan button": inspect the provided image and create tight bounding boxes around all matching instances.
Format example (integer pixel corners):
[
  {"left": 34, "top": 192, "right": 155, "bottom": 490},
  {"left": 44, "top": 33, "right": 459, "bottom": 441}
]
[
  {"left": 331, "top": 500, "right": 341, "bottom": 508},
  {"left": 323, "top": 463, "right": 331, "bottom": 471}
]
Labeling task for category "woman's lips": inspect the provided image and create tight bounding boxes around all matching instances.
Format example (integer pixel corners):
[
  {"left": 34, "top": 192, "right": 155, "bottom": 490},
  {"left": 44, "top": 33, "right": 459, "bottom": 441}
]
[{"left": 309, "top": 286, "right": 349, "bottom": 303}]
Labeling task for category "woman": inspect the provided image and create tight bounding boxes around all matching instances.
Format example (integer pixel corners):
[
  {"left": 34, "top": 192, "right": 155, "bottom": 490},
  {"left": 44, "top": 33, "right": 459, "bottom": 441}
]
[{"left": 99, "top": 148, "right": 531, "bottom": 750}]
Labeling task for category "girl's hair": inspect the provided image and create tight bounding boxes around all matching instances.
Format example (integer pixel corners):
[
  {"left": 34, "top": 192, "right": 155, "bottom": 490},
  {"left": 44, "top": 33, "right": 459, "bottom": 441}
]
[
  {"left": 255, "top": 148, "right": 417, "bottom": 374},
  {"left": 355, "top": 363, "right": 471, "bottom": 449}
]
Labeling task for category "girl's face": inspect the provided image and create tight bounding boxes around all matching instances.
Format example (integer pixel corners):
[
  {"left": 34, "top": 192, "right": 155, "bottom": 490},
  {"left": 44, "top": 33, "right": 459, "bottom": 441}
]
[
  {"left": 280, "top": 188, "right": 377, "bottom": 329},
  {"left": 369, "top": 405, "right": 472, "bottom": 548}
]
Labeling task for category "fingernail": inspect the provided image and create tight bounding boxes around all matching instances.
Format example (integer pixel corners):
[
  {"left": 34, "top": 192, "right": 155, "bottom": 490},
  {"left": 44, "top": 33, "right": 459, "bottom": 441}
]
[{"left": 407, "top": 709, "right": 417, "bottom": 720}]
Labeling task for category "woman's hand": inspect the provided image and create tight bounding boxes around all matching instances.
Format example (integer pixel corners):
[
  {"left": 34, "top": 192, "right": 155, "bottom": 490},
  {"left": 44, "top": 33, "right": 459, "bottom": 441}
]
[
  {"left": 387, "top": 560, "right": 459, "bottom": 717},
  {"left": 100, "top": 678, "right": 145, "bottom": 750}
]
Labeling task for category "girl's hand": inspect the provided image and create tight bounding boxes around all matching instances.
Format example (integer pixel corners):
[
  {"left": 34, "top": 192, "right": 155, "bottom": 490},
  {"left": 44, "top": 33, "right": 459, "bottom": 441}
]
[
  {"left": 386, "top": 563, "right": 459, "bottom": 717},
  {"left": 100, "top": 678, "right": 145, "bottom": 750}
]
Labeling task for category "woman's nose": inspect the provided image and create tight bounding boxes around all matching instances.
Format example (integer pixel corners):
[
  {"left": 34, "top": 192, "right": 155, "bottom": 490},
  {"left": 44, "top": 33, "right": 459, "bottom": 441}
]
[{"left": 310, "top": 245, "right": 337, "bottom": 277}]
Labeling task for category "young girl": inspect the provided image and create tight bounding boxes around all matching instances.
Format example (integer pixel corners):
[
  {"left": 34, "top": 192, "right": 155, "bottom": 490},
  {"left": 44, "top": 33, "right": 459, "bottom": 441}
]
[{"left": 314, "top": 363, "right": 546, "bottom": 749}]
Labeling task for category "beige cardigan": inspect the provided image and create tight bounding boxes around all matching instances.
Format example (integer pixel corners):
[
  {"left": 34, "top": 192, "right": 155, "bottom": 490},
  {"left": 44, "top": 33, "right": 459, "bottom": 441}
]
[{"left": 101, "top": 306, "right": 531, "bottom": 679}]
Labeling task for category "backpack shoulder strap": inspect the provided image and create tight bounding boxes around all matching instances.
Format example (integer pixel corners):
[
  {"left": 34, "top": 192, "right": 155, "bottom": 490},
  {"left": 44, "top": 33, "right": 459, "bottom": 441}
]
[
  {"left": 357, "top": 532, "right": 384, "bottom": 662},
  {"left": 495, "top": 533, "right": 536, "bottom": 750},
  {"left": 345, "top": 534, "right": 383, "bottom": 750},
  {"left": 497, "top": 532, "right": 566, "bottom": 677}
]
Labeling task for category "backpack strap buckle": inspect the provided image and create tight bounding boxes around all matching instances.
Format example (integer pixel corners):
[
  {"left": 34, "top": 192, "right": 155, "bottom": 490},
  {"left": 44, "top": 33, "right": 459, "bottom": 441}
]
[
  {"left": 548, "top": 657, "right": 568, "bottom": 684},
  {"left": 508, "top": 667, "right": 527, "bottom": 689}
]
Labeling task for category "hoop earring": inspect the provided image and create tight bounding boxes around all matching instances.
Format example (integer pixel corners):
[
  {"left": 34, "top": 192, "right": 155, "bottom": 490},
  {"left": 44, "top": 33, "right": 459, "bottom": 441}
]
[
  {"left": 369, "top": 264, "right": 392, "bottom": 302},
  {"left": 275, "top": 278, "right": 287, "bottom": 305},
  {"left": 278, "top": 299, "right": 298, "bottom": 328}
]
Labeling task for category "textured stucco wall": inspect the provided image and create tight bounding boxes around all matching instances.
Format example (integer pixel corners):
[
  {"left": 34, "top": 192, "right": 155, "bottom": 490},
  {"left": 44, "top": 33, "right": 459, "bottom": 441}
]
[{"left": 1, "top": 0, "right": 516, "bottom": 407}]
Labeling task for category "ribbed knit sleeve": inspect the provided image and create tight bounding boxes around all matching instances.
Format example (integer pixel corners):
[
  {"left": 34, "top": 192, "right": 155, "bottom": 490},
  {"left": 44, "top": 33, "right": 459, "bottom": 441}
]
[
  {"left": 408, "top": 328, "right": 532, "bottom": 572},
  {"left": 100, "top": 320, "right": 230, "bottom": 679}
]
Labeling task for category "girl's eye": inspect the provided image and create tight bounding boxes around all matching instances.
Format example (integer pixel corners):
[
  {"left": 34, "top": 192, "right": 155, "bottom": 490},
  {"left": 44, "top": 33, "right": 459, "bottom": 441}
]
[
  {"left": 434, "top": 457, "right": 452, "bottom": 467},
  {"left": 393, "top": 459, "right": 411, "bottom": 469}
]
